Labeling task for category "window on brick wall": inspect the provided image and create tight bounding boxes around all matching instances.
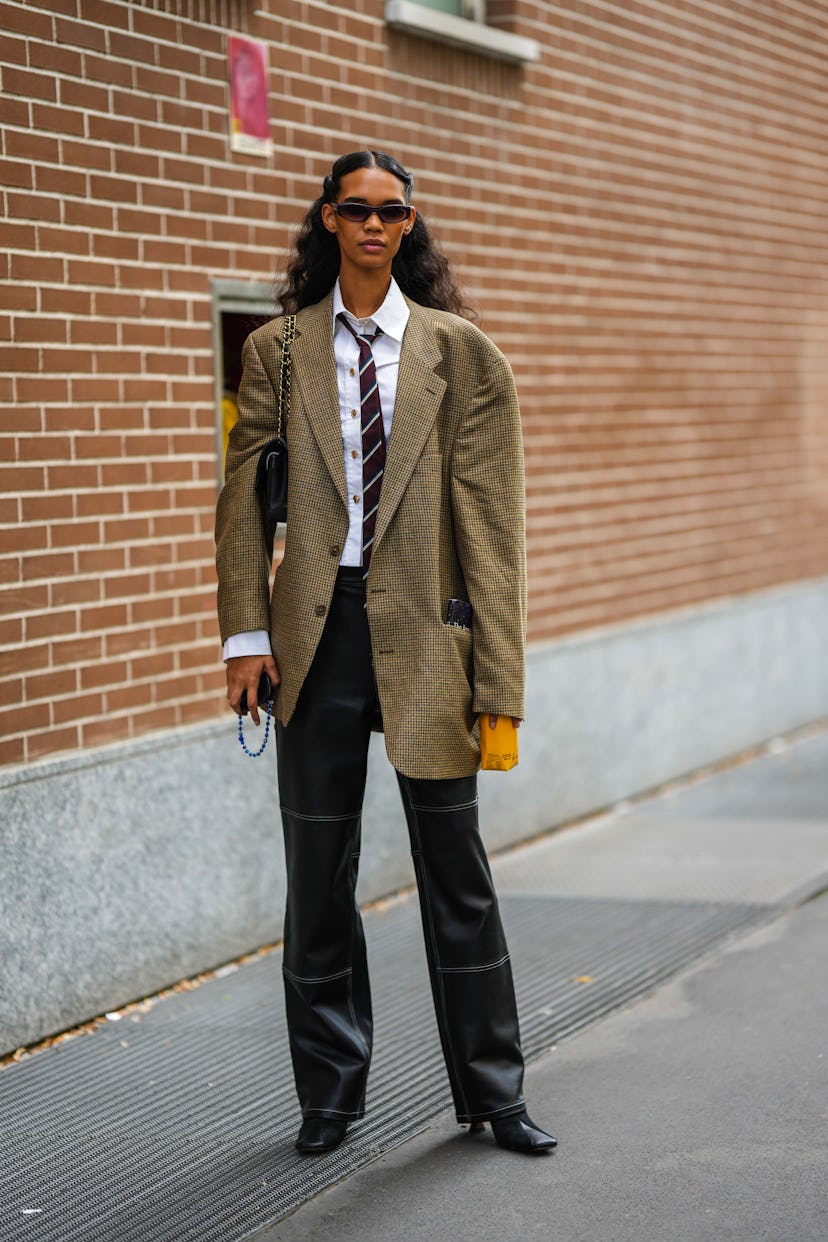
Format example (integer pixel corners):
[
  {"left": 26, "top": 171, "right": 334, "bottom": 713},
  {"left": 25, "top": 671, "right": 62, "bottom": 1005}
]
[
  {"left": 417, "top": 0, "right": 486, "bottom": 18},
  {"left": 384, "top": 1, "right": 538, "bottom": 63},
  {"left": 212, "top": 280, "right": 275, "bottom": 483}
]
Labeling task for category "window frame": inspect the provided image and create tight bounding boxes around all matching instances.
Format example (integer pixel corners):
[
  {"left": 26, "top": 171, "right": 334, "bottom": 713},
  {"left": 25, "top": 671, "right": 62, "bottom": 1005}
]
[{"left": 384, "top": 0, "right": 539, "bottom": 64}]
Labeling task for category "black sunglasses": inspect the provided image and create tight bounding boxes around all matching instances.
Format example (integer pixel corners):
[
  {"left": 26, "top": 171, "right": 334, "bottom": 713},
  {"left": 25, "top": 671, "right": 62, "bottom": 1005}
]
[{"left": 331, "top": 201, "right": 412, "bottom": 224}]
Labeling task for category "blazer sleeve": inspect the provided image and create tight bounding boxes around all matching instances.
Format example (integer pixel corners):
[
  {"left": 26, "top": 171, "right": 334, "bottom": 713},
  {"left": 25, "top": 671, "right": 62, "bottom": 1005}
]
[
  {"left": 449, "top": 345, "right": 527, "bottom": 720},
  {"left": 214, "top": 330, "right": 281, "bottom": 644}
]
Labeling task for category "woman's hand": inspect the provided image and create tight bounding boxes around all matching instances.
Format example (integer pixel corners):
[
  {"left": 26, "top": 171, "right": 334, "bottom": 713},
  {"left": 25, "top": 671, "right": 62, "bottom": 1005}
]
[
  {"left": 226, "top": 654, "right": 281, "bottom": 725},
  {"left": 488, "top": 715, "right": 522, "bottom": 729}
]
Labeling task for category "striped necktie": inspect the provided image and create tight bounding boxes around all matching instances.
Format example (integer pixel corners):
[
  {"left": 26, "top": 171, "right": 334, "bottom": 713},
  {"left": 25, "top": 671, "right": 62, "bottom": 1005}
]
[{"left": 337, "top": 313, "right": 387, "bottom": 579}]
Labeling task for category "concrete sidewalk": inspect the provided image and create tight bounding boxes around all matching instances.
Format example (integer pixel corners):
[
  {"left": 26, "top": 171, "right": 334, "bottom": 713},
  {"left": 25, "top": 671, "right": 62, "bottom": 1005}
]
[
  {"left": 264, "top": 894, "right": 828, "bottom": 1242},
  {"left": 1, "top": 729, "right": 825, "bottom": 1242},
  {"left": 263, "top": 732, "right": 828, "bottom": 1242}
]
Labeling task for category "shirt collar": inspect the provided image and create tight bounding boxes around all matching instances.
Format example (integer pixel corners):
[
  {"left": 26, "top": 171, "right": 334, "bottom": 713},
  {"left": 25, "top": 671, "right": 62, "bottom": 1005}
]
[{"left": 332, "top": 276, "right": 410, "bottom": 343}]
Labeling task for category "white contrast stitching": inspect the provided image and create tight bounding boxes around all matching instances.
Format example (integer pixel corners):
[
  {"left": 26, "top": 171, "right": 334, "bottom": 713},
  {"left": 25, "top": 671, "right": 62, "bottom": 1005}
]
[
  {"left": 303, "top": 1106, "right": 363, "bottom": 1118},
  {"left": 437, "top": 953, "right": 511, "bottom": 974},
  {"left": 456, "top": 1098, "right": 527, "bottom": 1124},
  {"left": 280, "top": 806, "right": 360, "bottom": 822},
  {"left": 408, "top": 799, "right": 479, "bottom": 813},
  {"left": 399, "top": 774, "right": 471, "bottom": 1119},
  {"left": 283, "top": 965, "right": 352, "bottom": 985}
]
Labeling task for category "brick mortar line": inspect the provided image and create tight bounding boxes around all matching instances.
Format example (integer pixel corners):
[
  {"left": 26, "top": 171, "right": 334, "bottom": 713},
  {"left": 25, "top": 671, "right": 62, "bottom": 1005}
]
[
  {"left": 398, "top": 55, "right": 828, "bottom": 128},
  {"left": 526, "top": 465, "right": 816, "bottom": 485},
  {"left": 0, "top": 457, "right": 219, "bottom": 466},
  {"left": 9, "top": 6, "right": 828, "bottom": 109},
  {"left": 527, "top": 5, "right": 828, "bottom": 84},
  {"left": 529, "top": 559, "right": 826, "bottom": 598},
  {"left": 5, "top": 331, "right": 216, "bottom": 354},
  {"left": 2, "top": 584, "right": 218, "bottom": 601},
  {"left": 105, "top": 296, "right": 802, "bottom": 329},
  {"left": 1, "top": 538, "right": 217, "bottom": 553},
  {"left": 529, "top": 538, "right": 826, "bottom": 574},
  {"left": 523, "top": 439, "right": 814, "bottom": 454},
  {"left": 375, "top": 0, "right": 828, "bottom": 92},
  {"left": 3, "top": 310, "right": 218, "bottom": 324},
  {"left": 11, "top": 265, "right": 828, "bottom": 301},
  {"left": 527, "top": 527, "right": 817, "bottom": 553},
  {"left": 6, "top": 285, "right": 217, "bottom": 305},
  {"left": 535, "top": 0, "right": 828, "bottom": 47},
  {"left": 8, "top": 550, "right": 823, "bottom": 605},
  {"left": 15, "top": 13, "right": 388, "bottom": 70},
  {"left": 4, "top": 232, "right": 828, "bottom": 276},
  {"left": 7, "top": 63, "right": 828, "bottom": 154},
  {"left": 11, "top": 528, "right": 806, "bottom": 590},
  {"left": 7, "top": 672, "right": 224, "bottom": 709},
  {"left": 531, "top": 1, "right": 828, "bottom": 80},
  {"left": 272, "top": 463, "right": 819, "bottom": 487},
  {"left": 8, "top": 325, "right": 827, "bottom": 349},
  {"left": 9, "top": 290, "right": 828, "bottom": 322},
  {"left": 23, "top": 693, "right": 226, "bottom": 725},
  {"left": 6, "top": 602, "right": 218, "bottom": 617},
  {"left": 16, "top": 613, "right": 218, "bottom": 635},
  {"left": 8, "top": 534, "right": 811, "bottom": 604},
  {"left": 523, "top": 479, "right": 814, "bottom": 504},
  {"left": 1, "top": 550, "right": 217, "bottom": 570},
  {"left": 1, "top": 628, "right": 221, "bottom": 655},
  {"left": 522, "top": 474, "right": 822, "bottom": 496},
  {"left": 7, "top": 229, "right": 828, "bottom": 269},
  {"left": 8, "top": 437, "right": 810, "bottom": 459},
  {"left": 526, "top": 490, "right": 824, "bottom": 512},
  {"left": 638, "top": 0, "right": 828, "bottom": 41},
  {"left": 523, "top": 501, "right": 824, "bottom": 521},
  {"left": 9, "top": 146, "right": 828, "bottom": 211},
  {"left": 365, "top": 115, "right": 828, "bottom": 179},
  {"left": 17, "top": 586, "right": 217, "bottom": 607},
  {"left": 4, "top": 442, "right": 217, "bottom": 452},
  {"left": 10, "top": 210, "right": 828, "bottom": 250},
  {"left": 529, "top": 599, "right": 822, "bottom": 636}
]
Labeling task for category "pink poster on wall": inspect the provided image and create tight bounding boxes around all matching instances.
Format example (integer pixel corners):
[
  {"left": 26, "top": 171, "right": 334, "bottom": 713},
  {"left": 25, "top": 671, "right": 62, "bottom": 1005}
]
[{"left": 228, "top": 36, "right": 272, "bottom": 157}]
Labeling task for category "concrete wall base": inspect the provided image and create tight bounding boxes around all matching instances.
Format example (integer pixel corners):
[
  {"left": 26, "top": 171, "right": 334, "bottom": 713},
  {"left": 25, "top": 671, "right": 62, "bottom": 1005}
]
[{"left": 2, "top": 577, "right": 826, "bottom": 1053}]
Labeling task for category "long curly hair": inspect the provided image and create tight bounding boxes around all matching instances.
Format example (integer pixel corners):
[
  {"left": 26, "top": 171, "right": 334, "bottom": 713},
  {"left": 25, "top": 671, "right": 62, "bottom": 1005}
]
[{"left": 277, "top": 150, "right": 475, "bottom": 319}]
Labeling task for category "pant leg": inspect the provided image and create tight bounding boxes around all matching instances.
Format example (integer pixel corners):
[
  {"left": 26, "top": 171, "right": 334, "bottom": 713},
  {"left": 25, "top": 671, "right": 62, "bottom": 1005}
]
[
  {"left": 276, "top": 571, "right": 377, "bottom": 1121},
  {"left": 396, "top": 772, "right": 526, "bottom": 1124}
]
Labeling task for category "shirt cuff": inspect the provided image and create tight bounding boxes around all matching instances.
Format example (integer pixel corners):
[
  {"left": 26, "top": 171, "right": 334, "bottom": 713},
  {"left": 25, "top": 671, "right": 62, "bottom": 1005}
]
[{"left": 223, "top": 630, "right": 272, "bottom": 662}]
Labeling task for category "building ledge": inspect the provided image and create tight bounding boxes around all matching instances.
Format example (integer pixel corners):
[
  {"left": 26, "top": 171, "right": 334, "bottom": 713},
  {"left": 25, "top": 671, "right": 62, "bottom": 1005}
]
[{"left": 385, "top": 1, "right": 540, "bottom": 64}]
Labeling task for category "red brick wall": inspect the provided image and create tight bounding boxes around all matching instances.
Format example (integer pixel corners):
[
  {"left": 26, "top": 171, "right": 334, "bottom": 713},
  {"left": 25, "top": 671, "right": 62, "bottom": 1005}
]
[{"left": 2, "top": 0, "right": 827, "bottom": 768}]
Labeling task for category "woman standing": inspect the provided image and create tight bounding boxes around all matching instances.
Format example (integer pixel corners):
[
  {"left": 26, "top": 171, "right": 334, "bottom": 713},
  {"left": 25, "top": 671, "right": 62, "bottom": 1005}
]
[{"left": 215, "top": 150, "right": 556, "bottom": 1157}]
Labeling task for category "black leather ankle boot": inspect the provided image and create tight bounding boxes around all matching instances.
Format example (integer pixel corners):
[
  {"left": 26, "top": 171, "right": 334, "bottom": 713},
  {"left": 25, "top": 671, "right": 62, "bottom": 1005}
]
[
  {"left": 295, "top": 1118, "right": 349, "bottom": 1154},
  {"left": 489, "top": 1110, "right": 557, "bottom": 1154}
]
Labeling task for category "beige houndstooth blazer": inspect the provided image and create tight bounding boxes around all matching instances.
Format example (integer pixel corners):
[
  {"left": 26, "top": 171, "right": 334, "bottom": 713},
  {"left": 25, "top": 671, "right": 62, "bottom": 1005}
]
[{"left": 215, "top": 291, "right": 526, "bottom": 779}]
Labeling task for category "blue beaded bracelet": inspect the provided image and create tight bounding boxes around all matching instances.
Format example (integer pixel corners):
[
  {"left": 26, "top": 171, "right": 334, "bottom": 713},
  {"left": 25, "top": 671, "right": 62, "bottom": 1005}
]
[{"left": 237, "top": 699, "right": 273, "bottom": 757}]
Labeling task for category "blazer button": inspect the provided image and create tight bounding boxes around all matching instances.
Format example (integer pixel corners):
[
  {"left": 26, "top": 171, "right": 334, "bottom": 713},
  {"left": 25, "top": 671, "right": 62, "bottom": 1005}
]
[
  {"left": 328, "top": 544, "right": 339, "bottom": 556},
  {"left": 314, "top": 603, "right": 326, "bottom": 617}
]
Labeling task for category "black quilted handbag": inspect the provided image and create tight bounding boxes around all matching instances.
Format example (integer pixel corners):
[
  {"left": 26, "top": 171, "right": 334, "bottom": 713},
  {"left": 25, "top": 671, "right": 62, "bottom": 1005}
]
[{"left": 254, "top": 312, "right": 296, "bottom": 537}]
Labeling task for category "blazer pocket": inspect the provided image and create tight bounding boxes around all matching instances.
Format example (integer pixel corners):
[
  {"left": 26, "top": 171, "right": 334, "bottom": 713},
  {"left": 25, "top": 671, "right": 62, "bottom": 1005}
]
[{"left": 442, "top": 618, "right": 474, "bottom": 691}]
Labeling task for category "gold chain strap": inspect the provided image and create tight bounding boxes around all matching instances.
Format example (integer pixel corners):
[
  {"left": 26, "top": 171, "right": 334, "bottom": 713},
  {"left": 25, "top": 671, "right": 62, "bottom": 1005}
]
[{"left": 277, "top": 313, "right": 297, "bottom": 438}]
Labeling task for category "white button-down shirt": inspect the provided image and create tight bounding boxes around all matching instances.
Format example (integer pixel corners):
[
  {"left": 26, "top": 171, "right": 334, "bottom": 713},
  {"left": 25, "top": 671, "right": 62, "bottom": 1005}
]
[
  {"left": 333, "top": 276, "right": 409, "bottom": 565},
  {"left": 223, "top": 277, "right": 410, "bottom": 660}
]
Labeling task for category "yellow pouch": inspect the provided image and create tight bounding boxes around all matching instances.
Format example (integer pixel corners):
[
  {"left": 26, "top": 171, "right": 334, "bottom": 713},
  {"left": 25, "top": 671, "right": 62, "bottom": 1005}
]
[{"left": 480, "top": 715, "right": 519, "bottom": 771}]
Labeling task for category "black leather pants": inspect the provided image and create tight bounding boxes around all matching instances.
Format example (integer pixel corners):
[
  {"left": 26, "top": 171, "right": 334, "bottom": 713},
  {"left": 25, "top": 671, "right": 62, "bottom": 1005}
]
[{"left": 276, "top": 569, "right": 525, "bottom": 1124}]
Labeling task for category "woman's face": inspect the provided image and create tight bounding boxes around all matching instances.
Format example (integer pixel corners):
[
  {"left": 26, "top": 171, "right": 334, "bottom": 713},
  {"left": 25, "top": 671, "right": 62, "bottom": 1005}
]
[{"left": 321, "top": 166, "right": 416, "bottom": 274}]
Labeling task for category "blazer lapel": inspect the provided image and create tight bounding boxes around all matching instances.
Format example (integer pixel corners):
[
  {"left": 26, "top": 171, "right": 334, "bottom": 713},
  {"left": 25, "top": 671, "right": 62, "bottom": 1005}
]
[
  {"left": 373, "top": 301, "right": 447, "bottom": 551},
  {"left": 289, "top": 292, "right": 348, "bottom": 508}
]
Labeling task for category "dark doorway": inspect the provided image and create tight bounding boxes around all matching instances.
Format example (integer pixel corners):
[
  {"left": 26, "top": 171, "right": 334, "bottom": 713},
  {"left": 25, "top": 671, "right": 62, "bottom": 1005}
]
[{"left": 212, "top": 280, "right": 275, "bottom": 482}]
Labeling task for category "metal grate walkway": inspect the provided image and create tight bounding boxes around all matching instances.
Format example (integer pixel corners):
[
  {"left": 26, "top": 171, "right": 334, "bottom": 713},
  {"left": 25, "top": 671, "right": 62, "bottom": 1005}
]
[{"left": 0, "top": 889, "right": 785, "bottom": 1241}]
